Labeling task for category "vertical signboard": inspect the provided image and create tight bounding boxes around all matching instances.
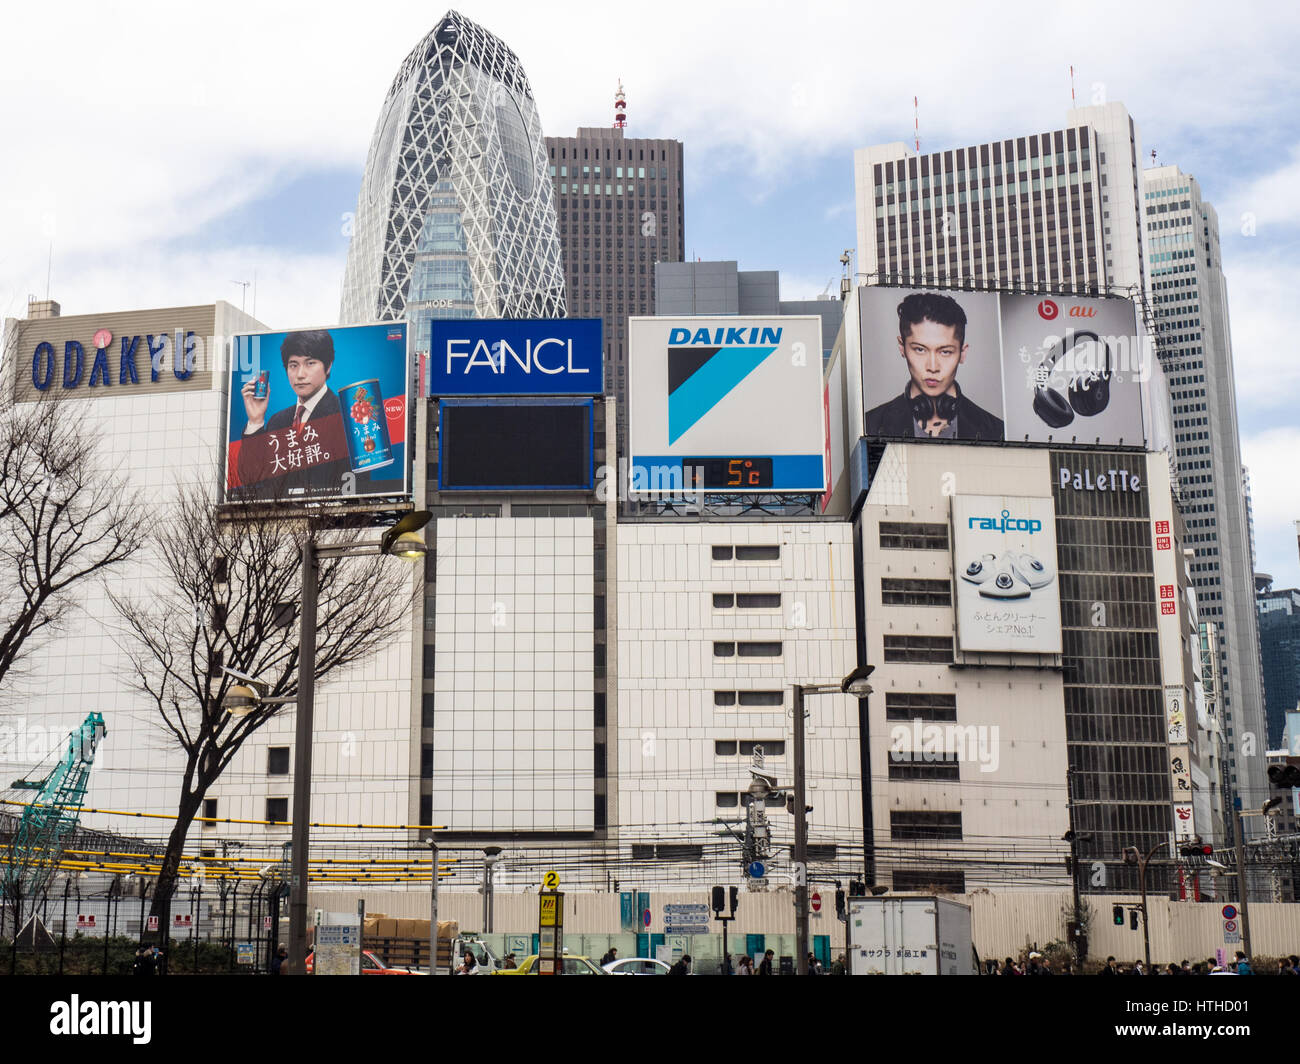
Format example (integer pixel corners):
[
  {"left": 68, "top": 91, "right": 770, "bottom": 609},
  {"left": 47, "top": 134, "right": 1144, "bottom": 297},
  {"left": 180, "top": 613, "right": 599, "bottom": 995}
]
[{"left": 950, "top": 495, "right": 1062, "bottom": 654}]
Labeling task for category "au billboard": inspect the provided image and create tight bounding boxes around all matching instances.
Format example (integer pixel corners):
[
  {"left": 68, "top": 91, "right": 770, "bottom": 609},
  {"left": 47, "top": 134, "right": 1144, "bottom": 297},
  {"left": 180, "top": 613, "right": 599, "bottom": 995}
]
[
  {"left": 858, "top": 287, "right": 1151, "bottom": 447},
  {"left": 224, "top": 323, "right": 409, "bottom": 504},
  {"left": 427, "top": 319, "right": 603, "bottom": 396},
  {"left": 627, "top": 316, "right": 826, "bottom": 495},
  {"left": 951, "top": 495, "right": 1062, "bottom": 654}
]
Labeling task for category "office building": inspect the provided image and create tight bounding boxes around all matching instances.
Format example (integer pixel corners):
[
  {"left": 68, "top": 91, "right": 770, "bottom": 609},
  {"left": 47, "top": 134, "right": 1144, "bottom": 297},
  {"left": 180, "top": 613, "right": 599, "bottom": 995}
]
[
  {"left": 1144, "top": 163, "right": 1268, "bottom": 813},
  {"left": 340, "top": 10, "right": 567, "bottom": 349},
  {"left": 546, "top": 123, "right": 684, "bottom": 447},
  {"left": 1258, "top": 583, "right": 1300, "bottom": 749},
  {"left": 655, "top": 260, "right": 845, "bottom": 363},
  {"left": 854, "top": 103, "right": 1149, "bottom": 297}
]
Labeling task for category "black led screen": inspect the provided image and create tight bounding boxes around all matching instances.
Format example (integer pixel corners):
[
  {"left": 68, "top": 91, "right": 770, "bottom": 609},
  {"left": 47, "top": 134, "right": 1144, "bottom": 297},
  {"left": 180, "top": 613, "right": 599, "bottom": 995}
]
[{"left": 440, "top": 401, "right": 592, "bottom": 490}]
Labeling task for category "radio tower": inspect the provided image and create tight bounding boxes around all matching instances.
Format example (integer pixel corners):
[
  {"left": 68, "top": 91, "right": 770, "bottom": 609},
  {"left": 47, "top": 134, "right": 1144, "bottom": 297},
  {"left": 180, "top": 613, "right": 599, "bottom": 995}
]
[{"left": 614, "top": 80, "right": 627, "bottom": 129}]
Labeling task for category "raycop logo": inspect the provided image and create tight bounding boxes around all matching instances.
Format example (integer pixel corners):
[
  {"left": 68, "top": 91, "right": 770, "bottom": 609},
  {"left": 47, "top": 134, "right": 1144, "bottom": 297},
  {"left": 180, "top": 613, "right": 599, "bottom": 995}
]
[
  {"left": 967, "top": 509, "right": 1042, "bottom": 535},
  {"left": 1058, "top": 466, "right": 1142, "bottom": 493},
  {"left": 50, "top": 996, "right": 151, "bottom": 1044},
  {"left": 1037, "top": 299, "right": 1059, "bottom": 320}
]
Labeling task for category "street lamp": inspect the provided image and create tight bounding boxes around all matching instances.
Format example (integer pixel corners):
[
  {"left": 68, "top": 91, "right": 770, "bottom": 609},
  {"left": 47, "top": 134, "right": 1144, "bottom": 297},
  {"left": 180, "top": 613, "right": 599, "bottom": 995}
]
[
  {"left": 792, "top": 665, "right": 875, "bottom": 975},
  {"left": 482, "top": 847, "right": 503, "bottom": 934},
  {"left": 220, "top": 510, "right": 431, "bottom": 976}
]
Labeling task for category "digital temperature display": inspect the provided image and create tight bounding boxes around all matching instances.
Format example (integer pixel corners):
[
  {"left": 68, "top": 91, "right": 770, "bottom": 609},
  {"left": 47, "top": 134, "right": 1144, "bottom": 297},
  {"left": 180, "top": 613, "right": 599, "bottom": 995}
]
[{"left": 684, "top": 457, "right": 774, "bottom": 490}]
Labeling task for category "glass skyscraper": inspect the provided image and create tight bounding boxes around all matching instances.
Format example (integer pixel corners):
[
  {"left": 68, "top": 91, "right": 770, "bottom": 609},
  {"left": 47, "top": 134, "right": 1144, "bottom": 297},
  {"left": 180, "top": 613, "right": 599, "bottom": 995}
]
[{"left": 340, "top": 10, "right": 566, "bottom": 350}]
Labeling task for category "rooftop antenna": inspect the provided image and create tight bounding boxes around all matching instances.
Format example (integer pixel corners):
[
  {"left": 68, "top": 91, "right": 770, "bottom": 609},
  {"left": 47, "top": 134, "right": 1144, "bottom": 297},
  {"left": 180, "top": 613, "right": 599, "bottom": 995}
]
[
  {"left": 45, "top": 240, "right": 53, "bottom": 301},
  {"left": 232, "top": 280, "right": 250, "bottom": 314},
  {"left": 913, "top": 96, "right": 920, "bottom": 153},
  {"left": 614, "top": 80, "right": 626, "bottom": 129},
  {"left": 1150, "top": 149, "right": 1158, "bottom": 166},
  {"left": 1070, "top": 65, "right": 1076, "bottom": 103}
]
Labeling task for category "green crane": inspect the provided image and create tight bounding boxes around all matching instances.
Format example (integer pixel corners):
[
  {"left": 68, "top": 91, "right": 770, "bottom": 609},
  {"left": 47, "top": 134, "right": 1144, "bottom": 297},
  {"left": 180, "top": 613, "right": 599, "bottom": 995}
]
[{"left": 3, "top": 713, "right": 107, "bottom": 924}]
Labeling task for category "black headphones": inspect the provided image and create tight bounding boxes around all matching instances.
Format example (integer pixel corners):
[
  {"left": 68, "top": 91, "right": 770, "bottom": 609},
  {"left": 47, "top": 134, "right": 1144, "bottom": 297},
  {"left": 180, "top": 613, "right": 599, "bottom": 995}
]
[
  {"left": 1032, "top": 330, "right": 1113, "bottom": 429},
  {"left": 908, "top": 380, "right": 962, "bottom": 426}
]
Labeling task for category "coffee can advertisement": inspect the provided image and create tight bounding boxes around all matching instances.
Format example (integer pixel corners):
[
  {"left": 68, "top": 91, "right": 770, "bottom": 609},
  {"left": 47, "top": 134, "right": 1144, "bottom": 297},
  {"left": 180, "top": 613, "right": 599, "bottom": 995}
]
[
  {"left": 339, "top": 380, "right": 394, "bottom": 473},
  {"left": 224, "top": 322, "right": 409, "bottom": 504}
]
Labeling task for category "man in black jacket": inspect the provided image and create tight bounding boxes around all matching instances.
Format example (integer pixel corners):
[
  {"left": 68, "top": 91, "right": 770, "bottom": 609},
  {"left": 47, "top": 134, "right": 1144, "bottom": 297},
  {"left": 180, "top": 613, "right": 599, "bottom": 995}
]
[
  {"left": 235, "top": 330, "right": 354, "bottom": 498},
  {"left": 865, "top": 291, "right": 1004, "bottom": 442}
]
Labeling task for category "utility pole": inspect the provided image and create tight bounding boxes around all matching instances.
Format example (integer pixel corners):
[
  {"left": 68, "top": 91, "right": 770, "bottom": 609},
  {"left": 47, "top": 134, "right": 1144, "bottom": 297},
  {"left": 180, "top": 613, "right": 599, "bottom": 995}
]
[
  {"left": 793, "top": 684, "right": 809, "bottom": 976},
  {"left": 287, "top": 533, "right": 318, "bottom": 975},
  {"left": 428, "top": 835, "right": 439, "bottom": 975},
  {"left": 1233, "top": 802, "right": 1252, "bottom": 960}
]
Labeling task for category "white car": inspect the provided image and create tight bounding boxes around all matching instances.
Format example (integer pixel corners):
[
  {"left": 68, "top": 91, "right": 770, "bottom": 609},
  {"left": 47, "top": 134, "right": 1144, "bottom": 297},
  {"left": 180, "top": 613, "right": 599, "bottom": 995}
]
[{"left": 603, "top": 957, "right": 673, "bottom": 976}]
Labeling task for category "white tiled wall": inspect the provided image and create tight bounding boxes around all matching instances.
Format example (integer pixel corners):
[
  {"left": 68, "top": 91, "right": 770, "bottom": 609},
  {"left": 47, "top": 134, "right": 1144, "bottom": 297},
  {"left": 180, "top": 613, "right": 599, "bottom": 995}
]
[
  {"left": 615, "top": 521, "right": 861, "bottom": 872},
  {"left": 430, "top": 517, "right": 595, "bottom": 831}
]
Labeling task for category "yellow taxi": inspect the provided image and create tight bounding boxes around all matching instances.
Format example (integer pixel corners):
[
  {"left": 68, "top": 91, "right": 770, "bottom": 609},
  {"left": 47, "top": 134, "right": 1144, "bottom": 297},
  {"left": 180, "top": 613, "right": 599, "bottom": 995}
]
[{"left": 493, "top": 954, "right": 607, "bottom": 975}]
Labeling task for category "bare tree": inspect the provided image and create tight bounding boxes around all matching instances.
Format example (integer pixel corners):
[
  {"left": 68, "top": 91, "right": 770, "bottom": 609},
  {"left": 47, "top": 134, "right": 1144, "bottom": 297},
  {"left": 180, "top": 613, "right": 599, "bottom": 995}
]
[
  {"left": 110, "top": 478, "right": 418, "bottom": 924},
  {"left": 0, "top": 371, "right": 147, "bottom": 693}
]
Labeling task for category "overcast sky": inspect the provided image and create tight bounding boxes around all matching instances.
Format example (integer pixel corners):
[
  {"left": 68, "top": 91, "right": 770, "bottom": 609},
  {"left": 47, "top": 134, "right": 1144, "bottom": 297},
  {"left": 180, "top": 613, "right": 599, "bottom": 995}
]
[{"left": 2, "top": 0, "right": 1297, "bottom": 585}]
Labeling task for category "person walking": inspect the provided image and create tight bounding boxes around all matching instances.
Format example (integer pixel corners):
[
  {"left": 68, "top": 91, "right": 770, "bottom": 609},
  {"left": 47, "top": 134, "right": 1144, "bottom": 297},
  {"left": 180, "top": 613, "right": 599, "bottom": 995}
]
[
  {"left": 758, "top": 949, "right": 775, "bottom": 975},
  {"left": 736, "top": 955, "right": 754, "bottom": 976},
  {"left": 271, "top": 944, "right": 288, "bottom": 975},
  {"left": 599, "top": 946, "right": 618, "bottom": 967},
  {"left": 668, "top": 954, "right": 691, "bottom": 976}
]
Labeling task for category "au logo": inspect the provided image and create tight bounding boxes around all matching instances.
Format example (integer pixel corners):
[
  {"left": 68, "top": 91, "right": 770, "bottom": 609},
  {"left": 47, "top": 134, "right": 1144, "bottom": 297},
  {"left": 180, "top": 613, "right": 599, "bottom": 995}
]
[{"left": 667, "top": 345, "right": 776, "bottom": 443}]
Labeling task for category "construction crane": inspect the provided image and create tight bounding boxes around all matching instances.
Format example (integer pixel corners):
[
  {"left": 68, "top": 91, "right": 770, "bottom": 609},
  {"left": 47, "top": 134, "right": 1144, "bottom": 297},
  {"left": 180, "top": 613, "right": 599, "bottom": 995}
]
[{"left": 2, "top": 712, "right": 107, "bottom": 924}]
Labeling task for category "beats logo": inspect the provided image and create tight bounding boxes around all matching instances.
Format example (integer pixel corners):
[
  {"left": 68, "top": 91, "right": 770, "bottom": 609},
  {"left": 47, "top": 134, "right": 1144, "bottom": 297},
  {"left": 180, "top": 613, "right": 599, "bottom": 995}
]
[{"left": 1037, "top": 299, "right": 1059, "bottom": 320}]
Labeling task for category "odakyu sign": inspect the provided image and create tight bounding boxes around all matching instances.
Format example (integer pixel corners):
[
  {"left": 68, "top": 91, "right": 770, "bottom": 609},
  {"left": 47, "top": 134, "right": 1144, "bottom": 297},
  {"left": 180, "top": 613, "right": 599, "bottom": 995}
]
[{"left": 30, "top": 330, "right": 202, "bottom": 391}]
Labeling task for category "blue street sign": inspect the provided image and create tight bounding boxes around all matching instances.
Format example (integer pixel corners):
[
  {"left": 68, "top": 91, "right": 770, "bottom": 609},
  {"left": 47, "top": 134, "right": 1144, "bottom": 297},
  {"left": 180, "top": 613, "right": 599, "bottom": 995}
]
[{"left": 748, "top": 861, "right": 766, "bottom": 878}]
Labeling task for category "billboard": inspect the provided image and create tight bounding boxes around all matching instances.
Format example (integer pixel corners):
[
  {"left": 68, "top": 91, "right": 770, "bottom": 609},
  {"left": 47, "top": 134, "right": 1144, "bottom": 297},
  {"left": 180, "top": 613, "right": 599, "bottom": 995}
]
[
  {"left": 437, "top": 398, "right": 594, "bottom": 491},
  {"left": 857, "top": 287, "right": 1150, "bottom": 447},
  {"left": 224, "top": 323, "right": 410, "bottom": 504},
  {"left": 627, "top": 316, "right": 826, "bottom": 494},
  {"left": 427, "top": 318, "right": 603, "bottom": 396},
  {"left": 951, "top": 495, "right": 1062, "bottom": 654}
]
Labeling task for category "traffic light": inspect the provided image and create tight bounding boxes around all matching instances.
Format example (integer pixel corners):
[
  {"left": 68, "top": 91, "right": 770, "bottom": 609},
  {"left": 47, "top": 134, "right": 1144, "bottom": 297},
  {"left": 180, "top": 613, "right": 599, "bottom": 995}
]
[
  {"left": 1130, "top": 909, "right": 1140, "bottom": 931},
  {"left": 849, "top": 879, "right": 866, "bottom": 896},
  {"left": 835, "top": 889, "right": 846, "bottom": 916},
  {"left": 1112, "top": 904, "right": 1124, "bottom": 926},
  {"left": 1268, "top": 759, "right": 1300, "bottom": 789},
  {"left": 1179, "top": 837, "right": 1212, "bottom": 858},
  {"left": 711, "top": 885, "right": 726, "bottom": 914},
  {"left": 785, "top": 795, "right": 814, "bottom": 816},
  {"left": 728, "top": 886, "right": 739, "bottom": 914}
]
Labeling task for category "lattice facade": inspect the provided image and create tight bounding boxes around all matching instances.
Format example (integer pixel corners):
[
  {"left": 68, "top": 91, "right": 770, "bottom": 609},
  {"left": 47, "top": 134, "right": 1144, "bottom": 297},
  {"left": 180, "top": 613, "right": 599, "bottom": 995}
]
[{"left": 340, "top": 10, "right": 566, "bottom": 349}]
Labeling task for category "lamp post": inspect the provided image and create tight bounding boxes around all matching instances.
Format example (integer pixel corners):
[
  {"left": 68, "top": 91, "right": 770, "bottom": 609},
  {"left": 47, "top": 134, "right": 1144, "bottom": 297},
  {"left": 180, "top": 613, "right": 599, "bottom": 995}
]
[
  {"left": 1121, "top": 840, "right": 1170, "bottom": 971},
  {"left": 792, "top": 665, "right": 875, "bottom": 976},
  {"left": 427, "top": 835, "right": 439, "bottom": 974},
  {"left": 222, "top": 511, "right": 431, "bottom": 976},
  {"left": 482, "top": 847, "right": 503, "bottom": 935}
]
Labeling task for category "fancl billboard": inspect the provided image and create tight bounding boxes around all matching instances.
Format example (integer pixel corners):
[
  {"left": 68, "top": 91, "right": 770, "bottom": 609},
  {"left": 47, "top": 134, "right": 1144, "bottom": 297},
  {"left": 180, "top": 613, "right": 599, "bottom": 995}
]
[
  {"left": 627, "top": 316, "right": 826, "bottom": 495},
  {"left": 427, "top": 319, "right": 603, "bottom": 396}
]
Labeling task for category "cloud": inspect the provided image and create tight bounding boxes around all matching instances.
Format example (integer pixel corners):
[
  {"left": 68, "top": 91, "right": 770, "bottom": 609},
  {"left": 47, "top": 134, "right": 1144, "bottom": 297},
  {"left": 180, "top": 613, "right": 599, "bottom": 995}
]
[
  {"left": 1218, "top": 248, "right": 1299, "bottom": 416},
  {"left": 1219, "top": 145, "right": 1300, "bottom": 232}
]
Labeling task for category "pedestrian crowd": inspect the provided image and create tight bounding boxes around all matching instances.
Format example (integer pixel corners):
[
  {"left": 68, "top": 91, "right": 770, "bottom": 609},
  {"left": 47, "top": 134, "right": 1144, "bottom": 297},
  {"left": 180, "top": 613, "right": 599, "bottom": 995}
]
[{"left": 981, "top": 949, "right": 1289, "bottom": 975}]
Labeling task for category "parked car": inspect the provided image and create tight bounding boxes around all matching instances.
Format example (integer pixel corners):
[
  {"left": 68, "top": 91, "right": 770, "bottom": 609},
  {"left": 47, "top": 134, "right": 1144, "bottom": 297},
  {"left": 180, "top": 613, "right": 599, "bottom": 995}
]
[
  {"left": 304, "top": 949, "right": 424, "bottom": 975},
  {"left": 603, "top": 957, "right": 672, "bottom": 976},
  {"left": 494, "top": 954, "right": 607, "bottom": 975}
]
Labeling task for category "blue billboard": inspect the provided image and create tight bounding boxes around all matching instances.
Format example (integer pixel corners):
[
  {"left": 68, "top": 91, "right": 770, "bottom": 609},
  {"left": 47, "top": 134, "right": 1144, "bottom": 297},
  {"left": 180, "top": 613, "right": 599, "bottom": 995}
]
[{"left": 427, "top": 319, "right": 603, "bottom": 396}]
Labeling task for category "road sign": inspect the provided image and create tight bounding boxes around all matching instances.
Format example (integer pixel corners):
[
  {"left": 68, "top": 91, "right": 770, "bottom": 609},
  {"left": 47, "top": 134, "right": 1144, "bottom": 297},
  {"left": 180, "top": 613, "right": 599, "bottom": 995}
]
[
  {"left": 173, "top": 914, "right": 192, "bottom": 929},
  {"left": 1223, "top": 919, "right": 1238, "bottom": 933},
  {"left": 146, "top": 915, "right": 159, "bottom": 932},
  {"left": 236, "top": 942, "right": 255, "bottom": 965},
  {"left": 811, "top": 892, "right": 822, "bottom": 913},
  {"left": 543, "top": 870, "right": 560, "bottom": 891},
  {"left": 76, "top": 914, "right": 95, "bottom": 930},
  {"left": 664, "top": 904, "right": 709, "bottom": 915},
  {"left": 666, "top": 925, "right": 709, "bottom": 935},
  {"left": 539, "top": 894, "right": 561, "bottom": 927},
  {"left": 643, "top": 909, "right": 652, "bottom": 928},
  {"left": 1221, "top": 904, "right": 1237, "bottom": 920},
  {"left": 748, "top": 861, "right": 766, "bottom": 878}
]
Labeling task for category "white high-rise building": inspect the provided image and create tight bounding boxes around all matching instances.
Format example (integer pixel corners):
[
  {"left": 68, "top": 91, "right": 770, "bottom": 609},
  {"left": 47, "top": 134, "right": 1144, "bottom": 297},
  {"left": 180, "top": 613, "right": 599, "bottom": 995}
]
[
  {"left": 1143, "top": 164, "right": 1268, "bottom": 814},
  {"left": 854, "top": 102, "right": 1149, "bottom": 297}
]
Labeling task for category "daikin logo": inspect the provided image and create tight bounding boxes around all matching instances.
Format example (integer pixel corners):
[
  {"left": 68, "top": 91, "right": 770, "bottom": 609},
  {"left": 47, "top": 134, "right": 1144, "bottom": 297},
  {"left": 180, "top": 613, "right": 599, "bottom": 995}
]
[
  {"left": 668, "top": 326, "right": 783, "bottom": 346},
  {"left": 967, "top": 509, "right": 1043, "bottom": 535},
  {"left": 665, "top": 330, "right": 782, "bottom": 444}
]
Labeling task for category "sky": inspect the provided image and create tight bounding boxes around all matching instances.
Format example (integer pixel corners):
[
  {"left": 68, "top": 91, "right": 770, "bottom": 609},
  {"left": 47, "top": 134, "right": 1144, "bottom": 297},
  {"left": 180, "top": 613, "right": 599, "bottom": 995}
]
[{"left": 1, "top": 0, "right": 1297, "bottom": 586}]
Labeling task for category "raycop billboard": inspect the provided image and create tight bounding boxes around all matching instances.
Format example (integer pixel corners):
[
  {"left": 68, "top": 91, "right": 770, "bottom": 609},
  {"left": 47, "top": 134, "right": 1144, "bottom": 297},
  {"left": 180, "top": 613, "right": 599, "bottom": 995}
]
[
  {"left": 627, "top": 316, "right": 827, "bottom": 495},
  {"left": 224, "top": 323, "right": 410, "bottom": 504},
  {"left": 858, "top": 287, "right": 1150, "bottom": 447},
  {"left": 951, "top": 495, "right": 1063, "bottom": 655},
  {"left": 427, "top": 319, "right": 603, "bottom": 396}
]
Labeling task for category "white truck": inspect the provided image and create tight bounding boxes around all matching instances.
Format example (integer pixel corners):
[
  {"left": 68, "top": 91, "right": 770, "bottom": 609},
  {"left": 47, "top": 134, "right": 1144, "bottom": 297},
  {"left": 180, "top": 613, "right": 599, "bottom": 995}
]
[{"left": 848, "top": 896, "right": 976, "bottom": 975}]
